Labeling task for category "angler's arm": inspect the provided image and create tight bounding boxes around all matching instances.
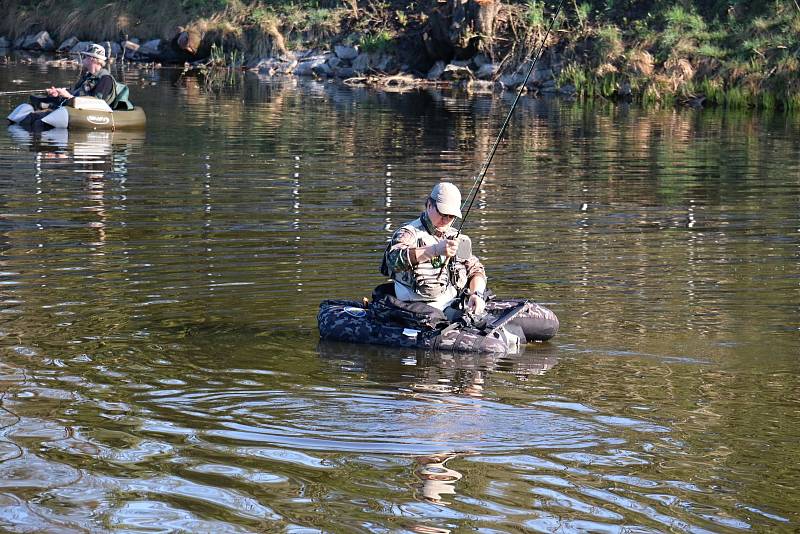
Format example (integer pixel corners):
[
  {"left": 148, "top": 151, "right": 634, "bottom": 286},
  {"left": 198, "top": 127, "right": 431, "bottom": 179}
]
[
  {"left": 385, "top": 229, "right": 455, "bottom": 272},
  {"left": 464, "top": 255, "right": 487, "bottom": 313}
]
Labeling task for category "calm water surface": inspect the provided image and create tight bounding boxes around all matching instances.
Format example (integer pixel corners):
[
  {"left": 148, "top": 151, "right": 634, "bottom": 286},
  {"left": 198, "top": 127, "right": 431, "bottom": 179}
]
[{"left": 0, "top": 59, "right": 799, "bottom": 532}]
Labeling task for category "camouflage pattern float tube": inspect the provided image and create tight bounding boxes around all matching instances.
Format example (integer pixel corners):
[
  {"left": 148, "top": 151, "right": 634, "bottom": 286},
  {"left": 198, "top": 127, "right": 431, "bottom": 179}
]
[{"left": 317, "top": 299, "right": 559, "bottom": 354}]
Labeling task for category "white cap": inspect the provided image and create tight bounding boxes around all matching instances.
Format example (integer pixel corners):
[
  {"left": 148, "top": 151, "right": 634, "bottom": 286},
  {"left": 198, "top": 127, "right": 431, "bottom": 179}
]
[
  {"left": 80, "top": 43, "right": 107, "bottom": 62},
  {"left": 430, "top": 182, "right": 462, "bottom": 218}
]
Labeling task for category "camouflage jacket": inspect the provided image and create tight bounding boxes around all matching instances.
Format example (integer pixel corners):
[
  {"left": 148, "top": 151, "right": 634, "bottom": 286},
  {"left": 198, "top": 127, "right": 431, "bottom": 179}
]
[{"left": 382, "top": 212, "right": 485, "bottom": 308}]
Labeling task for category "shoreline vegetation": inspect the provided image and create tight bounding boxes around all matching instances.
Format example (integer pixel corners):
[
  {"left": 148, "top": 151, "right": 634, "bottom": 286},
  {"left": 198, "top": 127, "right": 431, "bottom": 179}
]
[{"left": 2, "top": 0, "right": 799, "bottom": 111}]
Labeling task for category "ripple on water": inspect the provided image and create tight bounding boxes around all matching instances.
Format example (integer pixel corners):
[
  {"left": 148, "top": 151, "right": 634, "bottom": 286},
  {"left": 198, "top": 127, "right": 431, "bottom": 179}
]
[
  {"left": 195, "top": 396, "right": 616, "bottom": 455},
  {"left": 115, "top": 475, "right": 282, "bottom": 522},
  {"left": 107, "top": 500, "right": 260, "bottom": 533}
]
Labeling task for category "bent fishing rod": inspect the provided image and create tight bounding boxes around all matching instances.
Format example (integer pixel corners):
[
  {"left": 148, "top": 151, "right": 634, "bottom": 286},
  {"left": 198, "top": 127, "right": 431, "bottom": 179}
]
[{"left": 457, "top": 0, "right": 566, "bottom": 235}]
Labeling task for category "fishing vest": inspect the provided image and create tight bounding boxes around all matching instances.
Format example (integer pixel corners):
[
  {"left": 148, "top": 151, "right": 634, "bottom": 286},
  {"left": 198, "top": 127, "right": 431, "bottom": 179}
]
[
  {"left": 71, "top": 69, "right": 116, "bottom": 105},
  {"left": 71, "top": 69, "right": 135, "bottom": 110},
  {"left": 385, "top": 217, "right": 469, "bottom": 308}
]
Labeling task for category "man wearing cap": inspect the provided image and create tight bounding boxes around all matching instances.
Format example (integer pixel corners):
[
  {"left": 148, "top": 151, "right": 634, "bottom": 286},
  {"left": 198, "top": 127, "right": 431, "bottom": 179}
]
[
  {"left": 382, "top": 182, "right": 488, "bottom": 318},
  {"left": 32, "top": 43, "right": 115, "bottom": 110}
]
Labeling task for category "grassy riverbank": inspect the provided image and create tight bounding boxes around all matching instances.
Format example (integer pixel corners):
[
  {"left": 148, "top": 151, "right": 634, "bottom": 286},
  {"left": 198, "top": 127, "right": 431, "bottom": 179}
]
[{"left": 3, "top": 0, "right": 799, "bottom": 110}]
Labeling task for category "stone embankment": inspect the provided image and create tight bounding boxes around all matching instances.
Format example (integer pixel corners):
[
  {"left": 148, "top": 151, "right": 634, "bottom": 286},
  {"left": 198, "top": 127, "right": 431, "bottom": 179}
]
[
  {"left": 1, "top": 30, "right": 571, "bottom": 96},
  {"left": 253, "top": 45, "right": 573, "bottom": 95},
  {"left": 0, "top": 31, "right": 195, "bottom": 64}
]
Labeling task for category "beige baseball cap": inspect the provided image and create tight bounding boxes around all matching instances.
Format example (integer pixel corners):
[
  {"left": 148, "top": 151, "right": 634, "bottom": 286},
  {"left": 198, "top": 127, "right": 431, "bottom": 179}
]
[{"left": 430, "top": 182, "right": 462, "bottom": 218}]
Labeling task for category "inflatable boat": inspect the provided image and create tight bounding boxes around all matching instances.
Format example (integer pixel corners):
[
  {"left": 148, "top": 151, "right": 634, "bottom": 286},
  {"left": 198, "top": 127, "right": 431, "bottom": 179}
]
[
  {"left": 8, "top": 96, "right": 146, "bottom": 130},
  {"left": 318, "top": 289, "right": 559, "bottom": 354}
]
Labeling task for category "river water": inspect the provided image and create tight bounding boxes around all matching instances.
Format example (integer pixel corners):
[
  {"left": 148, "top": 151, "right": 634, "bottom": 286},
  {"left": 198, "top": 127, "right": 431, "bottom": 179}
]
[{"left": 0, "top": 59, "right": 798, "bottom": 532}]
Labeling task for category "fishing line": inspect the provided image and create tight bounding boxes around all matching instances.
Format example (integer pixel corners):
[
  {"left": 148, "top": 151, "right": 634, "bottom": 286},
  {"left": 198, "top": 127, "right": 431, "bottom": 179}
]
[{"left": 457, "top": 0, "right": 566, "bottom": 234}]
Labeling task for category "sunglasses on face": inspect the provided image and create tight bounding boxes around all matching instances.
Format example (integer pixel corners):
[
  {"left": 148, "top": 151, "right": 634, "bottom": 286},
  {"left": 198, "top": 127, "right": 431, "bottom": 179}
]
[{"left": 429, "top": 199, "right": 456, "bottom": 220}]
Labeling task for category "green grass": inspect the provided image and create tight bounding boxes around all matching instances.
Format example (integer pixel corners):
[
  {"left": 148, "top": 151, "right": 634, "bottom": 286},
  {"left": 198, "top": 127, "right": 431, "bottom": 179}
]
[
  {"left": 359, "top": 30, "right": 393, "bottom": 53},
  {"left": 785, "top": 92, "right": 800, "bottom": 112},
  {"left": 657, "top": 4, "right": 722, "bottom": 60},
  {"left": 179, "top": 0, "right": 228, "bottom": 15},
  {"left": 760, "top": 91, "right": 776, "bottom": 111},
  {"left": 595, "top": 25, "right": 623, "bottom": 61},
  {"left": 697, "top": 43, "right": 725, "bottom": 59},
  {"left": 557, "top": 63, "right": 588, "bottom": 95},
  {"left": 698, "top": 78, "right": 724, "bottom": 105},
  {"left": 641, "top": 83, "right": 663, "bottom": 107},
  {"left": 209, "top": 42, "right": 243, "bottom": 67},
  {"left": 575, "top": 2, "right": 591, "bottom": 29},
  {"left": 524, "top": 0, "right": 544, "bottom": 29},
  {"left": 724, "top": 86, "right": 751, "bottom": 109},
  {"left": 598, "top": 71, "right": 617, "bottom": 98}
]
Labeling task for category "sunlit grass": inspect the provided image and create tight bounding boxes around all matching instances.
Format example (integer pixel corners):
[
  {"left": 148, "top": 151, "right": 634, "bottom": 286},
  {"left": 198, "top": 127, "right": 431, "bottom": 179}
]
[
  {"left": 524, "top": 0, "right": 544, "bottom": 29},
  {"left": 595, "top": 25, "right": 623, "bottom": 60},
  {"left": 360, "top": 30, "right": 394, "bottom": 54}
]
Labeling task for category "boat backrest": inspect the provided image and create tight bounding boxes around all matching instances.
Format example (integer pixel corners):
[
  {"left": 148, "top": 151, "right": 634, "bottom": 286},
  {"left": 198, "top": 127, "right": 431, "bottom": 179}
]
[{"left": 111, "top": 81, "right": 134, "bottom": 110}]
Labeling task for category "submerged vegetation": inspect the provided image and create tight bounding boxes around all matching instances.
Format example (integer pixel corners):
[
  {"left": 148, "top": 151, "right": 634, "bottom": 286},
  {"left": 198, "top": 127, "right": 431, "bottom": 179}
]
[{"left": 3, "top": 0, "right": 800, "bottom": 110}]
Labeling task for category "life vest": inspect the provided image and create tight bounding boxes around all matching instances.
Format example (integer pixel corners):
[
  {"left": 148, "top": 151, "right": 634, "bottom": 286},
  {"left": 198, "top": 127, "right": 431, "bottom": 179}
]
[{"left": 381, "top": 216, "right": 469, "bottom": 307}]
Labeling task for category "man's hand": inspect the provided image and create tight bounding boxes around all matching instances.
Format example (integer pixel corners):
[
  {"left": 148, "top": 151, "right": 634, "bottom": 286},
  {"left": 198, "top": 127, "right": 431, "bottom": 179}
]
[
  {"left": 467, "top": 293, "right": 486, "bottom": 315},
  {"left": 46, "top": 87, "right": 72, "bottom": 98},
  {"left": 435, "top": 238, "right": 458, "bottom": 258}
]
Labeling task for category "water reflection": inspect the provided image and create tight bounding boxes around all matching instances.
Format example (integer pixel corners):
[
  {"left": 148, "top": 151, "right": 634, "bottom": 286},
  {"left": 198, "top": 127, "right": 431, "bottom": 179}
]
[
  {"left": 317, "top": 340, "right": 558, "bottom": 395},
  {"left": 6, "top": 125, "right": 144, "bottom": 174},
  {"left": 6, "top": 126, "right": 143, "bottom": 245},
  {"left": 415, "top": 452, "right": 465, "bottom": 505}
]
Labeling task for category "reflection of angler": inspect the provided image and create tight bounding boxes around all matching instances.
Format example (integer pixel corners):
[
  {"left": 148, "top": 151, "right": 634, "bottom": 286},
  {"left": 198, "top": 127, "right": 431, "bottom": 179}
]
[
  {"left": 415, "top": 454, "right": 464, "bottom": 504},
  {"left": 85, "top": 173, "right": 108, "bottom": 243},
  {"left": 410, "top": 369, "right": 485, "bottom": 397},
  {"left": 8, "top": 127, "right": 142, "bottom": 176},
  {"left": 317, "top": 340, "right": 560, "bottom": 392}
]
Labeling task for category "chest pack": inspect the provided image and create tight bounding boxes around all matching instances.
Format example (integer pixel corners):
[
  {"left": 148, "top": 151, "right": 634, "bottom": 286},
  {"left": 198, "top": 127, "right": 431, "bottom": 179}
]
[{"left": 380, "top": 219, "right": 474, "bottom": 299}]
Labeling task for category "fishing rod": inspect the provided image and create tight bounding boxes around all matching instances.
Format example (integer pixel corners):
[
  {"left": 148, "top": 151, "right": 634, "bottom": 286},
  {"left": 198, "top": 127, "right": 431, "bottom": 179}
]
[
  {"left": 0, "top": 89, "right": 46, "bottom": 96},
  {"left": 457, "top": 0, "right": 566, "bottom": 234}
]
